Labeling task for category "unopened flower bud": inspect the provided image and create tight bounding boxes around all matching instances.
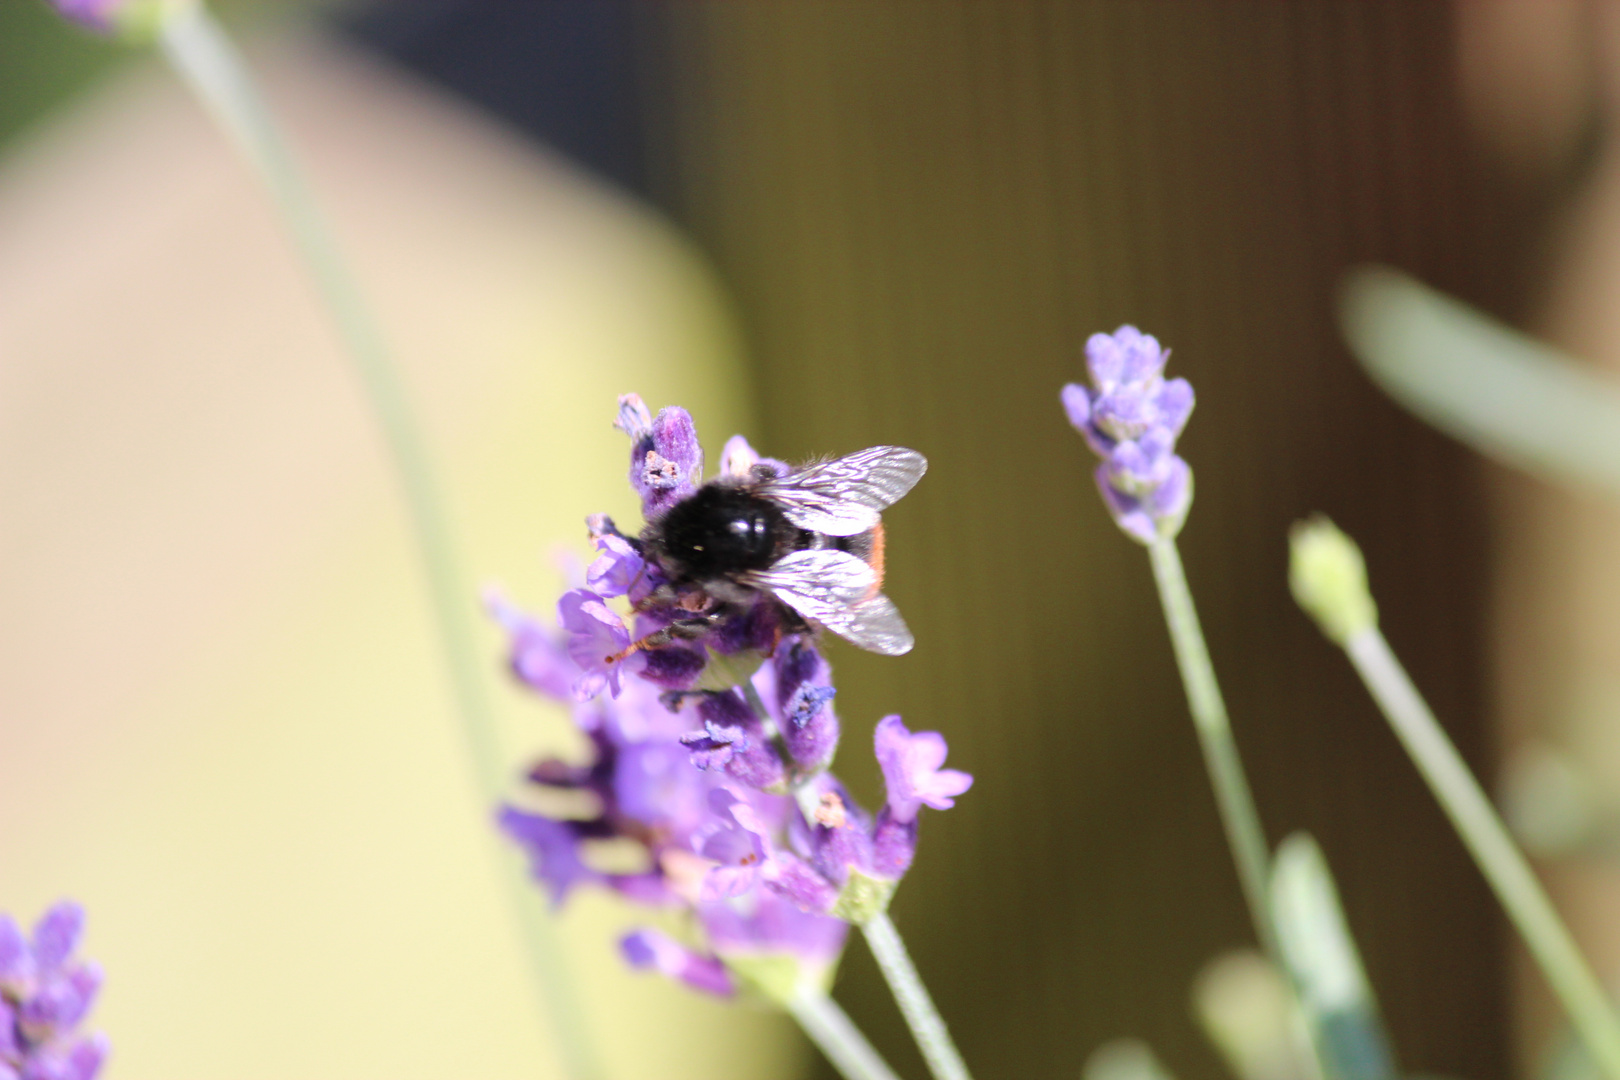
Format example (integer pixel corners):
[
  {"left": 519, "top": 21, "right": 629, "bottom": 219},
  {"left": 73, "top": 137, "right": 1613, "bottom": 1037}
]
[{"left": 1289, "top": 516, "right": 1378, "bottom": 645}]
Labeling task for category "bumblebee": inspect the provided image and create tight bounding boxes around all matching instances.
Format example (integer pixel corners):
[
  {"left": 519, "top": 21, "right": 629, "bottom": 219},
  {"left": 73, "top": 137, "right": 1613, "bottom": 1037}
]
[{"left": 634, "top": 446, "right": 926, "bottom": 657}]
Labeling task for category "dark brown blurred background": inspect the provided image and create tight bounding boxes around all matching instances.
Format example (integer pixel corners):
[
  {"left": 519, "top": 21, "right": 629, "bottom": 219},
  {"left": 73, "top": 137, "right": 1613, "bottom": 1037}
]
[
  {"left": 627, "top": 6, "right": 1526, "bottom": 1078},
  {"left": 3, "top": 2, "right": 1564, "bottom": 1077}
]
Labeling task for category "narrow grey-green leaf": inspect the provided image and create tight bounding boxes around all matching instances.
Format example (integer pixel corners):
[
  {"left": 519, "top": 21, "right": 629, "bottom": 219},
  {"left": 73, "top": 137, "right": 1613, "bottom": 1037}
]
[
  {"left": 1272, "top": 833, "right": 1398, "bottom": 1080},
  {"left": 1340, "top": 266, "right": 1620, "bottom": 496}
]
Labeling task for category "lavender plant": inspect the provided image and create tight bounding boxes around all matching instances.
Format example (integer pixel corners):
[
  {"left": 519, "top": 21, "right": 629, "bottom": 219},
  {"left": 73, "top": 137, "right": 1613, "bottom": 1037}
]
[
  {"left": 491, "top": 396, "right": 973, "bottom": 1080},
  {"left": 0, "top": 902, "right": 107, "bottom": 1080}
]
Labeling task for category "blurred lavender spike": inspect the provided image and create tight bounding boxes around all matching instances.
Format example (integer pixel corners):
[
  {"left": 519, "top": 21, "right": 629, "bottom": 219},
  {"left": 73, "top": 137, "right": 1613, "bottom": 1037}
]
[
  {"left": 1340, "top": 266, "right": 1620, "bottom": 496},
  {"left": 1271, "top": 834, "right": 1397, "bottom": 1080}
]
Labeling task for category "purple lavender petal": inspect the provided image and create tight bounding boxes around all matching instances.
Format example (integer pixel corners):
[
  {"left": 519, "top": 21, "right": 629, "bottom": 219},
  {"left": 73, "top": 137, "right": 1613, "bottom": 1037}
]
[
  {"left": 497, "top": 808, "right": 601, "bottom": 907},
  {"left": 874, "top": 715, "right": 973, "bottom": 825},
  {"left": 30, "top": 904, "right": 83, "bottom": 975},
  {"left": 485, "top": 590, "right": 574, "bottom": 701},
  {"left": 620, "top": 930, "right": 735, "bottom": 997},
  {"left": 702, "top": 889, "right": 848, "bottom": 965},
  {"left": 557, "top": 589, "right": 639, "bottom": 700},
  {"left": 1155, "top": 377, "right": 1195, "bottom": 438},
  {"left": 760, "top": 852, "right": 841, "bottom": 915},
  {"left": 681, "top": 692, "right": 785, "bottom": 790},
  {"left": 613, "top": 741, "right": 708, "bottom": 831},
  {"left": 584, "top": 535, "right": 646, "bottom": 600}
]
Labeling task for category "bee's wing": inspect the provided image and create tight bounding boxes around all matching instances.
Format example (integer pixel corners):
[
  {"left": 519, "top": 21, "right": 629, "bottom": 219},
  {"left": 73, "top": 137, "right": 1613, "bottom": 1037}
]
[
  {"left": 760, "top": 446, "right": 927, "bottom": 537},
  {"left": 744, "top": 550, "right": 915, "bottom": 656},
  {"left": 817, "top": 593, "right": 914, "bottom": 656}
]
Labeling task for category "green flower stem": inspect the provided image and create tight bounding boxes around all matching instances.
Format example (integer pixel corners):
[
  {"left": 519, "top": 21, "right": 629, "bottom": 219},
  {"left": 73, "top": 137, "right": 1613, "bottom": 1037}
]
[
  {"left": 155, "top": 8, "right": 599, "bottom": 1078},
  {"left": 862, "top": 910, "right": 973, "bottom": 1080},
  {"left": 1148, "top": 538, "right": 1280, "bottom": 962},
  {"left": 741, "top": 670, "right": 971, "bottom": 1078},
  {"left": 788, "top": 988, "right": 904, "bottom": 1080},
  {"left": 1343, "top": 626, "right": 1620, "bottom": 1080}
]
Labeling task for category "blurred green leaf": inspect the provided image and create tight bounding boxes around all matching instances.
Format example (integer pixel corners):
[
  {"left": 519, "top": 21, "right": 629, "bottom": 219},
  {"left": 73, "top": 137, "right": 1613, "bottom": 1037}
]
[
  {"left": 1193, "top": 949, "right": 1318, "bottom": 1080},
  {"left": 1340, "top": 266, "right": 1620, "bottom": 496},
  {"left": 1083, "top": 1038, "right": 1178, "bottom": 1080},
  {"left": 1272, "top": 833, "right": 1397, "bottom": 1080}
]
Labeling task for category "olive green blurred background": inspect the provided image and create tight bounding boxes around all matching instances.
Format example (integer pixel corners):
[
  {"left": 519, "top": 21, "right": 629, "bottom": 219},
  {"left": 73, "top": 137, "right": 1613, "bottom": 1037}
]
[{"left": 1, "top": 2, "right": 1552, "bottom": 1079}]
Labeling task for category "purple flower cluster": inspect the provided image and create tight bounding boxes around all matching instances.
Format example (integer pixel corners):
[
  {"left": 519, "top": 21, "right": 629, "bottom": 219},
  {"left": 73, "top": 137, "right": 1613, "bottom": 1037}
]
[
  {"left": 1062, "top": 326, "right": 1195, "bottom": 544},
  {"left": 491, "top": 397, "right": 971, "bottom": 1000},
  {"left": 0, "top": 903, "right": 106, "bottom": 1080}
]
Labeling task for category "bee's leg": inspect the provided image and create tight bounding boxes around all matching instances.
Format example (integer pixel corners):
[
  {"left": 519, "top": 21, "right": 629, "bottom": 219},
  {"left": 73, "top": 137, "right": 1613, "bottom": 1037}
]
[{"left": 606, "top": 613, "right": 721, "bottom": 664}]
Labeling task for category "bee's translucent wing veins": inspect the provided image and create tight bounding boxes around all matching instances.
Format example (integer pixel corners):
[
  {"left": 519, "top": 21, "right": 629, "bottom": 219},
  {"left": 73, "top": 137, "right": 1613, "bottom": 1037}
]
[
  {"left": 744, "top": 550, "right": 875, "bottom": 623},
  {"left": 818, "top": 593, "right": 914, "bottom": 656},
  {"left": 745, "top": 550, "right": 915, "bottom": 656},
  {"left": 762, "top": 446, "right": 927, "bottom": 537}
]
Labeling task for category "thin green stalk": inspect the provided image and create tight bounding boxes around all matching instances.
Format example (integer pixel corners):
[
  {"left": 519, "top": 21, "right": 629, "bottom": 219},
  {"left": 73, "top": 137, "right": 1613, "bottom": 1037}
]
[
  {"left": 862, "top": 910, "right": 973, "bottom": 1080},
  {"left": 1147, "top": 538, "right": 1280, "bottom": 962},
  {"left": 155, "top": 8, "right": 599, "bottom": 1078},
  {"left": 1344, "top": 627, "right": 1620, "bottom": 1080},
  {"left": 788, "top": 988, "right": 905, "bottom": 1080}
]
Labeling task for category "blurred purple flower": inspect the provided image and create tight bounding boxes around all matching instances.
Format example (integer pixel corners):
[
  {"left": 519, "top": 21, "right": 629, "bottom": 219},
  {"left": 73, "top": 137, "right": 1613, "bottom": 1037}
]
[
  {"left": 0, "top": 902, "right": 107, "bottom": 1080},
  {"left": 1063, "top": 325, "right": 1195, "bottom": 543}
]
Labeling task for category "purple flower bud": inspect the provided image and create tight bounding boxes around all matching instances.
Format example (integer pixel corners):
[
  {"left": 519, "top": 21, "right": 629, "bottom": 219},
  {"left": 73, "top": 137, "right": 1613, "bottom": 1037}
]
[
  {"left": 557, "top": 589, "right": 642, "bottom": 700},
  {"left": 619, "top": 396, "right": 705, "bottom": 521},
  {"left": 874, "top": 715, "right": 973, "bottom": 825},
  {"left": 774, "top": 640, "right": 840, "bottom": 771},
  {"left": 30, "top": 906, "right": 82, "bottom": 975},
  {"left": 621, "top": 930, "right": 735, "bottom": 997},
  {"left": 680, "top": 691, "right": 786, "bottom": 791},
  {"left": 1063, "top": 325, "right": 1196, "bottom": 544}
]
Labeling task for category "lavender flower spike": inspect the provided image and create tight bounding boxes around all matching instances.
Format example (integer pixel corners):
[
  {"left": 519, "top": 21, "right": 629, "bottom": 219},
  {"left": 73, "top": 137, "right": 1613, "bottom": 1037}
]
[
  {"left": 0, "top": 902, "right": 108, "bottom": 1080},
  {"left": 1063, "top": 325, "right": 1195, "bottom": 544},
  {"left": 46, "top": 0, "right": 177, "bottom": 37}
]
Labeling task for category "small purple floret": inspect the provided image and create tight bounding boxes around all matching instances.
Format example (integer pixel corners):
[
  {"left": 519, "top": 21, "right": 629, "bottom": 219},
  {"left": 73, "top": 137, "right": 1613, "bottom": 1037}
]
[
  {"left": 0, "top": 902, "right": 106, "bottom": 1080},
  {"left": 585, "top": 534, "right": 646, "bottom": 600},
  {"left": 557, "top": 589, "right": 641, "bottom": 700},
  {"left": 875, "top": 715, "right": 974, "bottom": 824},
  {"left": 621, "top": 930, "right": 736, "bottom": 997},
  {"left": 1062, "top": 325, "right": 1195, "bottom": 544}
]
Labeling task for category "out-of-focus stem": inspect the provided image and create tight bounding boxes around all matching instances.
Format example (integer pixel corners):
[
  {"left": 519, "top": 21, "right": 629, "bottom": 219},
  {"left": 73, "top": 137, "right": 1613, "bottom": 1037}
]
[
  {"left": 1344, "top": 626, "right": 1620, "bottom": 1080},
  {"left": 1147, "top": 538, "right": 1280, "bottom": 962},
  {"left": 862, "top": 910, "right": 974, "bottom": 1080},
  {"left": 155, "top": 8, "right": 600, "bottom": 1078},
  {"left": 788, "top": 988, "right": 904, "bottom": 1080}
]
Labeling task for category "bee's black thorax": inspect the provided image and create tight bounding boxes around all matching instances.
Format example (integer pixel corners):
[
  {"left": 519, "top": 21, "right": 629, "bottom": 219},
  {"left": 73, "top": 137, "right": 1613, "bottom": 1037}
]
[{"left": 648, "top": 483, "right": 797, "bottom": 584}]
